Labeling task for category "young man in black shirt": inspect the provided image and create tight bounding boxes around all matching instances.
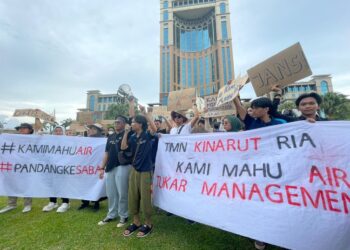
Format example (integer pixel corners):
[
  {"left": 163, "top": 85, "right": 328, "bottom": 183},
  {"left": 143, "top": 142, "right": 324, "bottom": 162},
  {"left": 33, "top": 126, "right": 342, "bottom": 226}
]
[
  {"left": 98, "top": 115, "right": 132, "bottom": 227},
  {"left": 271, "top": 86, "right": 327, "bottom": 122}
]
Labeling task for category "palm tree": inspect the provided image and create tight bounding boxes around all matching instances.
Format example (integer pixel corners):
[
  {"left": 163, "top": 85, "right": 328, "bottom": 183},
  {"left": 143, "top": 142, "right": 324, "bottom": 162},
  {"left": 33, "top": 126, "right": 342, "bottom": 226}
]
[{"left": 321, "top": 92, "right": 350, "bottom": 120}]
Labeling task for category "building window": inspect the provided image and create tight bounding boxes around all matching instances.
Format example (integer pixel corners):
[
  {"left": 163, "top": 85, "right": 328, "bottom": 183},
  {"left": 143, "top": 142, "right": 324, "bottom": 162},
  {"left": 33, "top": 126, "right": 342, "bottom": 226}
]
[
  {"left": 221, "top": 21, "right": 228, "bottom": 40},
  {"left": 164, "top": 27, "right": 168, "bottom": 45},
  {"left": 163, "top": 1, "right": 168, "bottom": 9},
  {"left": 167, "top": 53, "right": 170, "bottom": 92},
  {"left": 199, "top": 57, "right": 204, "bottom": 87},
  {"left": 181, "top": 58, "right": 187, "bottom": 87},
  {"left": 187, "top": 58, "right": 192, "bottom": 87},
  {"left": 193, "top": 58, "right": 198, "bottom": 85},
  {"left": 162, "top": 96, "right": 168, "bottom": 105},
  {"left": 205, "top": 55, "right": 210, "bottom": 84},
  {"left": 163, "top": 11, "right": 168, "bottom": 21},
  {"left": 162, "top": 53, "right": 166, "bottom": 92},
  {"left": 320, "top": 80, "right": 329, "bottom": 95},
  {"left": 222, "top": 47, "right": 227, "bottom": 84},
  {"left": 220, "top": 3, "right": 226, "bottom": 14},
  {"left": 89, "top": 95, "right": 95, "bottom": 111},
  {"left": 226, "top": 47, "right": 232, "bottom": 80}
]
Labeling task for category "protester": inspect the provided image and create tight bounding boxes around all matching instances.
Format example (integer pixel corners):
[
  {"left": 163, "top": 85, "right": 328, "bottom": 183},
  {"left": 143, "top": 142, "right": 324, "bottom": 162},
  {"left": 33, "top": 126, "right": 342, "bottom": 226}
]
[
  {"left": 42, "top": 125, "right": 70, "bottom": 213},
  {"left": 168, "top": 106, "right": 199, "bottom": 223},
  {"left": 233, "top": 96, "right": 286, "bottom": 250},
  {"left": 271, "top": 90, "right": 327, "bottom": 122},
  {"left": 169, "top": 106, "right": 199, "bottom": 135},
  {"left": 78, "top": 123, "right": 105, "bottom": 211},
  {"left": 97, "top": 116, "right": 132, "bottom": 227},
  {"left": 107, "top": 127, "right": 115, "bottom": 137},
  {"left": 223, "top": 115, "right": 242, "bottom": 132},
  {"left": 121, "top": 100, "right": 157, "bottom": 238},
  {"left": 233, "top": 96, "right": 286, "bottom": 131},
  {"left": 154, "top": 116, "right": 170, "bottom": 134},
  {"left": 0, "top": 123, "right": 33, "bottom": 214}
]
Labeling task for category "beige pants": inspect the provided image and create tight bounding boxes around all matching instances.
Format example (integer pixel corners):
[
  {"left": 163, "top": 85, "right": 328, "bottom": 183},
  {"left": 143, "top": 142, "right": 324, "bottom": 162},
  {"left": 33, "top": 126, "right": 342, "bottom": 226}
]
[{"left": 8, "top": 196, "right": 32, "bottom": 207}]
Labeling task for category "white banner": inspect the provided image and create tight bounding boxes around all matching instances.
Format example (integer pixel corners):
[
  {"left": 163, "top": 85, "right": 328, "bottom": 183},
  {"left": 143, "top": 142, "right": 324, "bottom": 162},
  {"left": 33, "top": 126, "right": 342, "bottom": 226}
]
[
  {"left": 0, "top": 134, "right": 106, "bottom": 201},
  {"left": 153, "top": 121, "right": 350, "bottom": 250}
]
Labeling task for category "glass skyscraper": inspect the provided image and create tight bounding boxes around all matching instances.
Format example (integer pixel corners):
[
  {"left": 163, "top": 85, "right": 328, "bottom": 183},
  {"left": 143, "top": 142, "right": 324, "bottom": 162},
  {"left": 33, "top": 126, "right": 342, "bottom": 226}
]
[{"left": 160, "top": 0, "right": 234, "bottom": 105}]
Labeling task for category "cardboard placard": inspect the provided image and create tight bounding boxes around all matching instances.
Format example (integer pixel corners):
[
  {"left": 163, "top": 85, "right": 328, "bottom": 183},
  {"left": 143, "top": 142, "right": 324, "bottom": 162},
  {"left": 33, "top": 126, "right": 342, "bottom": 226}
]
[
  {"left": 167, "top": 88, "right": 196, "bottom": 111},
  {"left": 204, "top": 94, "right": 236, "bottom": 118},
  {"left": 13, "top": 109, "right": 56, "bottom": 123},
  {"left": 247, "top": 42, "right": 312, "bottom": 97},
  {"left": 215, "top": 75, "right": 249, "bottom": 107},
  {"left": 152, "top": 106, "right": 171, "bottom": 120}
]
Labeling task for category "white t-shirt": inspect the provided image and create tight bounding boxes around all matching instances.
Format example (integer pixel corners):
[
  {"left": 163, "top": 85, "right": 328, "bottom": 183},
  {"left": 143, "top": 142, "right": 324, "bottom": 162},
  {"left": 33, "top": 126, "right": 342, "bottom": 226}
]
[{"left": 170, "top": 123, "right": 192, "bottom": 135}]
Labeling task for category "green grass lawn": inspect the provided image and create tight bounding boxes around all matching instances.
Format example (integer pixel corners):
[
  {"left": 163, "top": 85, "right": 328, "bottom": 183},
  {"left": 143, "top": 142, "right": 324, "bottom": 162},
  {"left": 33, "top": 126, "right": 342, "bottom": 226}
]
[{"left": 0, "top": 198, "right": 283, "bottom": 250}]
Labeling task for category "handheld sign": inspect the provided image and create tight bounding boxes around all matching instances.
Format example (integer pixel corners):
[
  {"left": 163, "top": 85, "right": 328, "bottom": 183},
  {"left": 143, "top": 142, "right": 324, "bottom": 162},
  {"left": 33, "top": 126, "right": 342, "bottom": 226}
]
[
  {"left": 247, "top": 42, "right": 312, "bottom": 97},
  {"left": 168, "top": 88, "right": 196, "bottom": 111},
  {"left": 152, "top": 106, "right": 171, "bottom": 120},
  {"left": 13, "top": 109, "right": 56, "bottom": 123},
  {"left": 204, "top": 94, "right": 236, "bottom": 118},
  {"left": 215, "top": 75, "right": 248, "bottom": 107}
]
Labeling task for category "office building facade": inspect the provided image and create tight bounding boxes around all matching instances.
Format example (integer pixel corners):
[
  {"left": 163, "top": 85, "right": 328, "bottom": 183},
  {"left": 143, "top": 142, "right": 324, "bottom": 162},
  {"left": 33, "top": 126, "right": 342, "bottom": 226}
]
[
  {"left": 160, "top": 0, "right": 234, "bottom": 105},
  {"left": 282, "top": 75, "right": 333, "bottom": 102}
]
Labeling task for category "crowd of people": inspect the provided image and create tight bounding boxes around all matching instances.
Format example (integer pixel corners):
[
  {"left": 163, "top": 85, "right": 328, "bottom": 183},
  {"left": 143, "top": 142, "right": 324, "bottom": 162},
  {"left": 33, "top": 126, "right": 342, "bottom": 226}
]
[{"left": 0, "top": 86, "right": 327, "bottom": 249}]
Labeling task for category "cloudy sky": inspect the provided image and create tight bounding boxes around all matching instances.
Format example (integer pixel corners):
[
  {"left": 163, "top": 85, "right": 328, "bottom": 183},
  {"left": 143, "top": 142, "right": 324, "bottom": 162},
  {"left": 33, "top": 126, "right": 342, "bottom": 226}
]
[{"left": 0, "top": 0, "right": 349, "bottom": 128}]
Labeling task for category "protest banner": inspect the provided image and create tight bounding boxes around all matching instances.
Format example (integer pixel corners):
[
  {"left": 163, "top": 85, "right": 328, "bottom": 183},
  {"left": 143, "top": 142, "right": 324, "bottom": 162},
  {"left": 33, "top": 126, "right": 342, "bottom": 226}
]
[
  {"left": 153, "top": 121, "right": 350, "bottom": 250},
  {"left": 168, "top": 88, "right": 196, "bottom": 111},
  {"left": 204, "top": 94, "right": 235, "bottom": 118},
  {"left": 0, "top": 134, "right": 106, "bottom": 200},
  {"left": 247, "top": 43, "right": 312, "bottom": 96},
  {"left": 215, "top": 75, "right": 249, "bottom": 107},
  {"left": 13, "top": 109, "right": 56, "bottom": 123}
]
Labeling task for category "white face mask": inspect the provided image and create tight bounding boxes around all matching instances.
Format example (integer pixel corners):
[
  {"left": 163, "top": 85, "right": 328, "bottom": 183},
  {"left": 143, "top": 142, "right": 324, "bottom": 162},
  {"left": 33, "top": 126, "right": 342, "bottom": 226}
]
[{"left": 108, "top": 131, "right": 114, "bottom": 135}]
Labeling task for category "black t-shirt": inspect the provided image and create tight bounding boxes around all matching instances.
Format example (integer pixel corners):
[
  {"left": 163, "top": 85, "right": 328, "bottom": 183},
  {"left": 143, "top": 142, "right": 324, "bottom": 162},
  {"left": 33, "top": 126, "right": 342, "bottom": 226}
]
[
  {"left": 128, "top": 131, "right": 155, "bottom": 172},
  {"left": 105, "top": 131, "right": 130, "bottom": 172}
]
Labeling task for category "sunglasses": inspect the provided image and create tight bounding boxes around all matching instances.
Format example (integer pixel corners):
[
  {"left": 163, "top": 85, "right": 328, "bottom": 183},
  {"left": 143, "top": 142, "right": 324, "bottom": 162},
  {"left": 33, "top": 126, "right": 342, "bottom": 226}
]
[{"left": 173, "top": 115, "right": 183, "bottom": 119}]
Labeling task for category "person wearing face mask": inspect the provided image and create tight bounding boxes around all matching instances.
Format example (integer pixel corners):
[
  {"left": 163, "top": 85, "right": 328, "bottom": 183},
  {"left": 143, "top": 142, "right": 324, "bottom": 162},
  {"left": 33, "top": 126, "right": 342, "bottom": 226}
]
[
  {"left": 42, "top": 126, "right": 70, "bottom": 213},
  {"left": 97, "top": 116, "right": 132, "bottom": 227},
  {"left": 107, "top": 127, "right": 115, "bottom": 137}
]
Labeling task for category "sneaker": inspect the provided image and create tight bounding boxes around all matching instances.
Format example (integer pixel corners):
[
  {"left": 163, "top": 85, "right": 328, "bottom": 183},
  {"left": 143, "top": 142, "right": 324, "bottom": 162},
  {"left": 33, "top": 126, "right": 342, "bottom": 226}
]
[
  {"left": 0, "top": 205, "right": 16, "bottom": 214},
  {"left": 98, "top": 218, "right": 114, "bottom": 226},
  {"left": 117, "top": 217, "right": 128, "bottom": 228},
  {"left": 254, "top": 241, "right": 266, "bottom": 250},
  {"left": 42, "top": 202, "right": 58, "bottom": 212},
  {"left": 22, "top": 205, "right": 32, "bottom": 213},
  {"left": 57, "top": 203, "right": 69, "bottom": 213}
]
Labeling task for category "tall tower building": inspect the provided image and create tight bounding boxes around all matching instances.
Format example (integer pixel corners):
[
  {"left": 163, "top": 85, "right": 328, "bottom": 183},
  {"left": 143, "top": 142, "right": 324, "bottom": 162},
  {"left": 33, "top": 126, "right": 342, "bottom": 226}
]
[{"left": 160, "top": 0, "right": 234, "bottom": 105}]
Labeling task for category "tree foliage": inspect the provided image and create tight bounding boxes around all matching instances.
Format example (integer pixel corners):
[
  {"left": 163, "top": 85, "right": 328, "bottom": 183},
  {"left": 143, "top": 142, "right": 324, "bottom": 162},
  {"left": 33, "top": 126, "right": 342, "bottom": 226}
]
[
  {"left": 60, "top": 118, "right": 73, "bottom": 129},
  {"left": 321, "top": 92, "right": 350, "bottom": 120},
  {"left": 278, "top": 101, "right": 296, "bottom": 112},
  {"left": 105, "top": 104, "right": 129, "bottom": 120}
]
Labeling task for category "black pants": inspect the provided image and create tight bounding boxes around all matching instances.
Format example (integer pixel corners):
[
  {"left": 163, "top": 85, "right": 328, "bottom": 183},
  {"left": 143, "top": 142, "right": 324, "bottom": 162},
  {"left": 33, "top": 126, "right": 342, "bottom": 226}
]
[{"left": 50, "top": 197, "right": 69, "bottom": 203}]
